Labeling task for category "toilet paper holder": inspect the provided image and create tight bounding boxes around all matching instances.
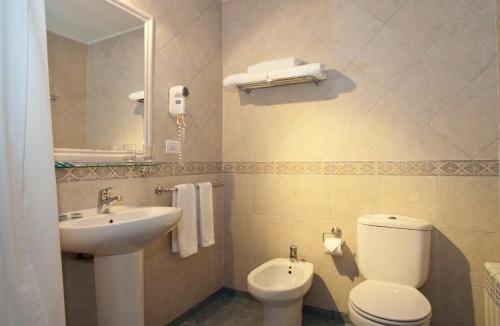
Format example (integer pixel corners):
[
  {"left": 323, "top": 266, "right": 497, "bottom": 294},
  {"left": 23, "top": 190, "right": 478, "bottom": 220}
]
[{"left": 322, "top": 226, "right": 343, "bottom": 242}]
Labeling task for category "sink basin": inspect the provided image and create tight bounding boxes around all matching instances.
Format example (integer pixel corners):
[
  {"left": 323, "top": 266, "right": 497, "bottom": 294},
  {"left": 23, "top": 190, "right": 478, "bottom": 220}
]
[
  {"left": 59, "top": 205, "right": 183, "bottom": 326},
  {"left": 59, "top": 206, "right": 182, "bottom": 256}
]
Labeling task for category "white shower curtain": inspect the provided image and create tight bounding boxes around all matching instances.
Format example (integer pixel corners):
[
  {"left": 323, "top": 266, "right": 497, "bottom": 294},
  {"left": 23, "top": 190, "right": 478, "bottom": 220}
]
[{"left": 0, "top": 0, "right": 66, "bottom": 325}]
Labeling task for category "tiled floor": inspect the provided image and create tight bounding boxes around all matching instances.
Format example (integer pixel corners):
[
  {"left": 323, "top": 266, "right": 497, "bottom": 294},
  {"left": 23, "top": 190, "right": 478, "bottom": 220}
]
[{"left": 179, "top": 294, "right": 349, "bottom": 326}]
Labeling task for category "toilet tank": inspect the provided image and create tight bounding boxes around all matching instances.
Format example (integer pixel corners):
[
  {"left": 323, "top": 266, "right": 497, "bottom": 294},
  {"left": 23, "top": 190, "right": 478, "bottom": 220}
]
[{"left": 357, "top": 214, "right": 432, "bottom": 288}]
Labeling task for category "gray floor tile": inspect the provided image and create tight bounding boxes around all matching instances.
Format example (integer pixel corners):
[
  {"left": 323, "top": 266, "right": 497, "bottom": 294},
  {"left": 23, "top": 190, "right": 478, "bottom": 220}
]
[{"left": 180, "top": 294, "right": 348, "bottom": 326}]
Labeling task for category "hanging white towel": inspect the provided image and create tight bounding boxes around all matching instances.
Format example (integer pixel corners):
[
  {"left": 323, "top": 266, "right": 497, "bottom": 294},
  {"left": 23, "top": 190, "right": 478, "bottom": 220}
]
[
  {"left": 223, "top": 72, "right": 268, "bottom": 91},
  {"left": 172, "top": 184, "right": 198, "bottom": 257},
  {"left": 247, "top": 57, "right": 304, "bottom": 73},
  {"left": 197, "top": 182, "right": 215, "bottom": 247}
]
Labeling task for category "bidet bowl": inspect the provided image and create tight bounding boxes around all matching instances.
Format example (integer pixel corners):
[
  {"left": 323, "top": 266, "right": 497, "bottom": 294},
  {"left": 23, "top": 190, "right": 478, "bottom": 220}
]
[
  {"left": 248, "top": 258, "right": 314, "bottom": 302},
  {"left": 59, "top": 206, "right": 182, "bottom": 256},
  {"left": 247, "top": 258, "right": 314, "bottom": 326}
]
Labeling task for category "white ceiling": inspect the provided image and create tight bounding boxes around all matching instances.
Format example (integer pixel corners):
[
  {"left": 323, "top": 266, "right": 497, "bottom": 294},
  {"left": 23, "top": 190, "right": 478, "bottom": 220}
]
[{"left": 45, "top": 0, "right": 143, "bottom": 44}]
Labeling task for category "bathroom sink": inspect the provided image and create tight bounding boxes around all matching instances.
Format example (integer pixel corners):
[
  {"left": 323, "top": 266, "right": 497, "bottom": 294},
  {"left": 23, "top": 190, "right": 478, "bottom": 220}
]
[{"left": 59, "top": 206, "right": 182, "bottom": 255}]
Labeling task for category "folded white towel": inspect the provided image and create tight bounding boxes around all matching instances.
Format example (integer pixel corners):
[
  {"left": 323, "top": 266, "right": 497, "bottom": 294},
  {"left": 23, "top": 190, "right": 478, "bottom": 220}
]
[
  {"left": 172, "top": 184, "right": 198, "bottom": 258},
  {"left": 268, "top": 63, "right": 326, "bottom": 81},
  {"left": 128, "top": 90, "right": 144, "bottom": 102},
  {"left": 223, "top": 72, "right": 268, "bottom": 91},
  {"left": 196, "top": 182, "right": 215, "bottom": 247},
  {"left": 247, "top": 57, "right": 304, "bottom": 73}
]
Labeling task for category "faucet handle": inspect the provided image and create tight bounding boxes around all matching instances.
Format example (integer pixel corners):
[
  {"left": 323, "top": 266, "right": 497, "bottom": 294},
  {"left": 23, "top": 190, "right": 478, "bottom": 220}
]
[{"left": 98, "top": 186, "right": 114, "bottom": 199}]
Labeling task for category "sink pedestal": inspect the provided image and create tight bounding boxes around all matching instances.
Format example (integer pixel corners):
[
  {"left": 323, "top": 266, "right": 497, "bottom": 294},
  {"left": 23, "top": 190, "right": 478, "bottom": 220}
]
[{"left": 94, "top": 250, "right": 144, "bottom": 326}]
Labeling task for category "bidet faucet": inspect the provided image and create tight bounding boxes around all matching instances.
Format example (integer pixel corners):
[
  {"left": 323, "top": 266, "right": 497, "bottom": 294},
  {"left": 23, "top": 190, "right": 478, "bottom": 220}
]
[
  {"left": 97, "top": 187, "right": 122, "bottom": 214},
  {"left": 289, "top": 244, "right": 298, "bottom": 262}
]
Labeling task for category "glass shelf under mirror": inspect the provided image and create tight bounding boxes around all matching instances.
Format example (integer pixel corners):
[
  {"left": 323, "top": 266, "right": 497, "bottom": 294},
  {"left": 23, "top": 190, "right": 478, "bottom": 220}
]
[{"left": 54, "top": 162, "right": 160, "bottom": 169}]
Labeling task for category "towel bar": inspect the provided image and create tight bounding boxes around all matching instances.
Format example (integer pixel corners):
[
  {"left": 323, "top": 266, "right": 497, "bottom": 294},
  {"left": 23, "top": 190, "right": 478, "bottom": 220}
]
[
  {"left": 237, "top": 75, "right": 323, "bottom": 94},
  {"left": 154, "top": 181, "right": 223, "bottom": 194}
]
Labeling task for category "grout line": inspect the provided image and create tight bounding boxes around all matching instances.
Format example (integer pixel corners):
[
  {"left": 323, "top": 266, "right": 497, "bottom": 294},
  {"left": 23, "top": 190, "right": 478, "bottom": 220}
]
[{"left": 156, "top": 0, "right": 220, "bottom": 54}]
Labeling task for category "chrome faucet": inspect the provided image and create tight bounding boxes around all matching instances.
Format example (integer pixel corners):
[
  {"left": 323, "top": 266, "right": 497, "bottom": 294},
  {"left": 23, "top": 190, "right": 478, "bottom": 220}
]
[
  {"left": 97, "top": 187, "right": 122, "bottom": 214},
  {"left": 289, "top": 244, "right": 298, "bottom": 262}
]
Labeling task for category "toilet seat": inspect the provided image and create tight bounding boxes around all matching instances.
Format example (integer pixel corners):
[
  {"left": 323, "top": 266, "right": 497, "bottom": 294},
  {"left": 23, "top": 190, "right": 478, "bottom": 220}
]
[{"left": 349, "top": 280, "right": 431, "bottom": 325}]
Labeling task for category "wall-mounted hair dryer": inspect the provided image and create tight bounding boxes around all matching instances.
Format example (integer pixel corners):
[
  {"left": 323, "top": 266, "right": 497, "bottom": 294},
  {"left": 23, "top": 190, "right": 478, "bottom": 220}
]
[
  {"left": 169, "top": 85, "right": 189, "bottom": 118},
  {"left": 169, "top": 85, "right": 189, "bottom": 163}
]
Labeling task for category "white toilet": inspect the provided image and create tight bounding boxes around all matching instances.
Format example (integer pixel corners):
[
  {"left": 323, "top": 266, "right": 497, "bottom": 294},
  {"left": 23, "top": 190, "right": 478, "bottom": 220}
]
[
  {"left": 247, "top": 258, "right": 313, "bottom": 326},
  {"left": 349, "top": 214, "right": 433, "bottom": 326}
]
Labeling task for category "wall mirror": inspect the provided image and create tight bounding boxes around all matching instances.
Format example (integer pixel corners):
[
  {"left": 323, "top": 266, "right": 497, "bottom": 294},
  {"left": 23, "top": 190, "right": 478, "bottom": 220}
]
[{"left": 46, "top": 0, "right": 154, "bottom": 163}]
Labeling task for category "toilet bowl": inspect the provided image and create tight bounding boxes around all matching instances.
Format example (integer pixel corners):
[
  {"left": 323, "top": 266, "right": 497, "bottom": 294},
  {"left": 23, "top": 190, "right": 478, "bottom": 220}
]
[
  {"left": 348, "top": 280, "right": 431, "bottom": 326},
  {"left": 349, "top": 215, "right": 433, "bottom": 326},
  {"left": 247, "top": 258, "right": 313, "bottom": 326}
]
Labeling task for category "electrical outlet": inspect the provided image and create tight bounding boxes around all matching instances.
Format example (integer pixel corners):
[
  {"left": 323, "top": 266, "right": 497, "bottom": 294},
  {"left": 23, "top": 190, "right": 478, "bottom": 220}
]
[{"left": 165, "top": 140, "right": 181, "bottom": 154}]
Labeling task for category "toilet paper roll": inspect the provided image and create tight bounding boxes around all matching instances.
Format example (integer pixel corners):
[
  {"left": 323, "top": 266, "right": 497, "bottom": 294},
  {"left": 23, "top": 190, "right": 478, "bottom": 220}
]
[{"left": 324, "top": 237, "right": 343, "bottom": 256}]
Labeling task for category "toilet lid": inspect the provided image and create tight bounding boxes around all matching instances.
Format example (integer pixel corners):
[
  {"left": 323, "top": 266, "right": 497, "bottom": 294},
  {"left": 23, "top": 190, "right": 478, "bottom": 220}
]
[{"left": 349, "top": 280, "right": 431, "bottom": 322}]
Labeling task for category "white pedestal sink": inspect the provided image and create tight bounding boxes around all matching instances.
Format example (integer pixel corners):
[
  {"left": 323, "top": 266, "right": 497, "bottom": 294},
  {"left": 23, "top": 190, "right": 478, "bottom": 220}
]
[{"left": 59, "top": 206, "right": 182, "bottom": 326}]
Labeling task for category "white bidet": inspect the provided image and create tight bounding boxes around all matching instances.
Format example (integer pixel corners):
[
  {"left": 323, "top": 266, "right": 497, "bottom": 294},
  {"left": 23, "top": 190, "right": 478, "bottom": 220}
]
[{"left": 247, "top": 258, "right": 314, "bottom": 326}]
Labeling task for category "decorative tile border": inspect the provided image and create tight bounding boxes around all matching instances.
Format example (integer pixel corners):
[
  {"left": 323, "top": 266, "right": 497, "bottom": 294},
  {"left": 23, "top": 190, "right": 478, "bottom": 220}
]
[
  {"left": 55, "top": 162, "right": 223, "bottom": 183},
  {"left": 55, "top": 160, "right": 499, "bottom": 183},
  {"left": 222, "top": 160, "right": 499, "bottom": 176}
]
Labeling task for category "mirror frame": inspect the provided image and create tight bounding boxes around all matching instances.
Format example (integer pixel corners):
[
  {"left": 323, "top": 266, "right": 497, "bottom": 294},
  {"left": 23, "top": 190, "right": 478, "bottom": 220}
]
[{"left": 52, "top": 0, "right": 154, "bottom": 163}]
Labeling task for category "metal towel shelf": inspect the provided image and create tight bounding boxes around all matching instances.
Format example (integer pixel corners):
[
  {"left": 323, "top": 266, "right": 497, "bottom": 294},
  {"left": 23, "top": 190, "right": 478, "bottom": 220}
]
[
  {"left": 154, "top": 181, "right": 223, "bottom": 194},
  {"left": 237, "top": 75, "right": 323, "bottom": 94}
]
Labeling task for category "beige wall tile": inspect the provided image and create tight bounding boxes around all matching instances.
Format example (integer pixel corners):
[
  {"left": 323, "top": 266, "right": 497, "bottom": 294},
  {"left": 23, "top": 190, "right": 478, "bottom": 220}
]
[
  {"left": 309, "top": 0, "right": 384, "bottom": 60},
  {"left": 61, "top": 254, "right": 97, "bottom": 326},
  {"left": 287, "top": 175, "right": 333, "bottom": 220},
  {"left": 252, "top": 215, "right": 291, "bottom": 258},
  {"left": 183, "top": 2, "right": 221, "bottom": 70},
  {"left": 304, "top": 263, "right": 362, "bottom": 313},
  {"left": 86, "top": 28, "right": 144, "bottom": 149},
  {"left": 387, "top": 0, "right": 463, "bottom": 47},
  {"left": 332, "top": 94, "right": 422, "bottom": 161},
  {"left": 422, "top": 9, "right": 496, "bottom": 88},
  {"left": 223, "top": 212, "right": 255, "bottom": 256},
  {"left": 47, "top": 32, "right": 88, "bottom": 149},
  {"left": 438, "top": 282, "right": 484, "bottom": 326},
  {"left": 223, "top": 173, "right": 255, "bottom": 215},
  {"left": 150, "top": 2, "right": 179, "bottom": 51},
  {"left": 223, "top": 253, "right": 253, "bottom": 292},
  {"left": 471, "top": 0, "right": 496, "bottom": 21},
  {"left": 351, "top": 26, "right": 424, "bottom": 88},
  {"left": 332, "top": 175, "right": 381, "bottom": 219},
  {"left": 223, "top": 0, "right": 256, "bottom": 26},
  {"left": 350, "top": 0, "right": 403, "bottom": 22},
  {"left": 476, "top": 139, "right": 500, "bottom": 159},
  {"left": 431, "top": 64, "right": 499, "bottom": 158},
  {"left": 251, "top": 174, "right": 293, "bottom": 217},
  {"left": 144, "top": 269, "right": 187, "bottom": 326},
  {"left": 392, "top": 123, "right": 470, "bottom": 161},
  {"left": 437, "top": 176, "right": 500, "bottom": 232},
  {"left": 166, "top": 0, "right": 208, "bottom": 31},
  {"left": 420, "top": 229, "right": 440, "bottom": 325},
  {"left": 381, "top": 176, "right": 438, "bottom": 225},
  {"left": 438, "top": 229, "right": 500, "bottom": 287}
]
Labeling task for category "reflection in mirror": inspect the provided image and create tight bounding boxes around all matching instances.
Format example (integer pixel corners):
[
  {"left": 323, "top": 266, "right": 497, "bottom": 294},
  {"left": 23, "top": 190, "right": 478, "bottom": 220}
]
[{"left": 46, "top": 0, "right": 145, "bottom": 152}]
